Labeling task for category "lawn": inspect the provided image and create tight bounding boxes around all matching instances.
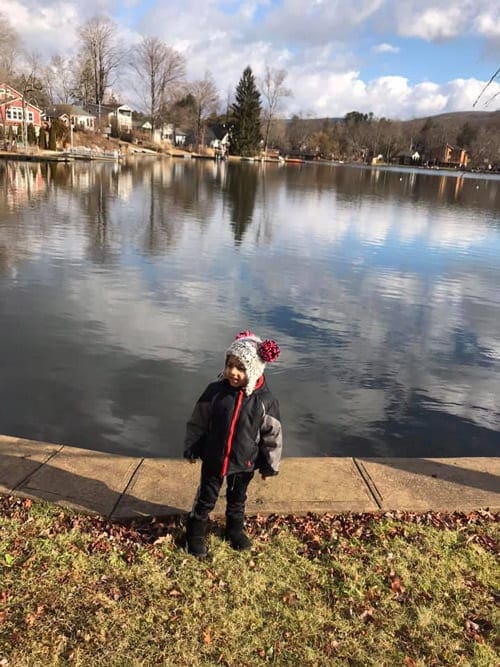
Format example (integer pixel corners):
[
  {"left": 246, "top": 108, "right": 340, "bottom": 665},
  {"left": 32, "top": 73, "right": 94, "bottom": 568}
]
[{"left": 0, "top": 495, "right": 498, "bottom": 666}]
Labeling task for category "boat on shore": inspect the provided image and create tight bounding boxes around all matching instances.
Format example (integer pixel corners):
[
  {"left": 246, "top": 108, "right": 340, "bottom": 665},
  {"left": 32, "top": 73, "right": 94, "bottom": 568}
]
[{"left": 191, "top": 153, "right": 216, "bottom": 161}]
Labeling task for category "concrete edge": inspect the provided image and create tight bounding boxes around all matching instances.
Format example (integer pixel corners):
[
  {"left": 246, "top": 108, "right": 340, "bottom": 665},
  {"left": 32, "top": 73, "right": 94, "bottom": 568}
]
[{"left": 1, "top": 435, "right": 499, "bottom": 519}]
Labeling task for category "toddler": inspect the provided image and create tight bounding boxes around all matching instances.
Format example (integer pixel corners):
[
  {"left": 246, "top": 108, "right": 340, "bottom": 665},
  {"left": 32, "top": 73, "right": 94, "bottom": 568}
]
[{"left": 183, "top": 331, "right": 282, "bottom": 557}]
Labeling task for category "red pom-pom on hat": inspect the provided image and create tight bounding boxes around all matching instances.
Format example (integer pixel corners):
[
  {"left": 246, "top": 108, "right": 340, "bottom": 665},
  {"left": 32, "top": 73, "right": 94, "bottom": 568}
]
[{"left": 258, "top": 339, "right": 280, "bottom": 363}]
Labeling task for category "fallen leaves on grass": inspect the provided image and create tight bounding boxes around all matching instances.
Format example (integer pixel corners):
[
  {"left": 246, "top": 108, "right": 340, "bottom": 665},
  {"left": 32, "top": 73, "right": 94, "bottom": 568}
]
[
  {"left": 1, "top": 494, "right": 497, "bottom": 561},
  {"left": 247, "top": 509, "right": 499, "bottom": 561},
  {"left": 25, "top": 604, "right": 46, "bottom": 627},
  {"left": 0, "top": 494, "right": 497, "bottom": 667}
]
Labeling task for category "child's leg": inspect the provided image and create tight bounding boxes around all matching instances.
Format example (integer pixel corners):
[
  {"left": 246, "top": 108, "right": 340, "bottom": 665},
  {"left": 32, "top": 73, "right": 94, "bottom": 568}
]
[
  {"left": 225, "top": 472, "right": 254, "bottom": 550},
  {"left": 186, "top": 464, "right": 223, "bottom": 557},
  {"left": 225, "top": 471, "right": 254, "bottom": 519},
  {"left": 191, "top": 464, "right": 223, "bottom": 519}
]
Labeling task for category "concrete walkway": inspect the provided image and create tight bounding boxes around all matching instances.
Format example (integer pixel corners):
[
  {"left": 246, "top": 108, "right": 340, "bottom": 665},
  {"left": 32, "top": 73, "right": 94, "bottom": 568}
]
[{"left": 0, "top": 435, "right": 498, "bottom": 519}]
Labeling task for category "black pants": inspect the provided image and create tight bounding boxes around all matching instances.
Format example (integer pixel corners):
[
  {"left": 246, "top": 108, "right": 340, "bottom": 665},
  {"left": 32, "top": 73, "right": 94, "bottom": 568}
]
[{"left": 192, "top": 463, "right": 254, "bottom": 520}]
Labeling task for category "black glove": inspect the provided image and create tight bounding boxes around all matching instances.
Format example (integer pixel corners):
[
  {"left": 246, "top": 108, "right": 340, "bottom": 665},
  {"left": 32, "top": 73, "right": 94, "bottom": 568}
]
[
  {"left": 183, "top": 444, "right": 200, "bottom": 461},
  {"left": 259, "top": 463, "right": 278, "bottom": 479}
]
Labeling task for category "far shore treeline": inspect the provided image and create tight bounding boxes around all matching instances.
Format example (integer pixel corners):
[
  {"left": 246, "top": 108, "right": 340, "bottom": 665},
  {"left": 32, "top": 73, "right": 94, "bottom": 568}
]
[{"left": 1, "top": 13, "right": 499, "bottom": 166}]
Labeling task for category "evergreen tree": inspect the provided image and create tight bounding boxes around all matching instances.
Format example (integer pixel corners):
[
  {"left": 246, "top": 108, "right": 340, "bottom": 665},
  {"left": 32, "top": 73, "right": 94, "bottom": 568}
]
[
  {"left": 231, "top": 66, "right": 262, "bottom": 156},
  {"left": 27, "top": 123, "right": 36, "bottom": 145},
  {"left": 49, "top": 124, "right": 57, "bottom": 150},
  {"left": 38, "top": 129, "right": 47, "bottom": 150}
]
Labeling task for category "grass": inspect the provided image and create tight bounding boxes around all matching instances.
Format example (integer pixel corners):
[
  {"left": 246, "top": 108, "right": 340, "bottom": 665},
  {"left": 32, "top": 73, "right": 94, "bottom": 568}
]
[{"left": 0, "top": 496, "right": 498, "bottom": 666}]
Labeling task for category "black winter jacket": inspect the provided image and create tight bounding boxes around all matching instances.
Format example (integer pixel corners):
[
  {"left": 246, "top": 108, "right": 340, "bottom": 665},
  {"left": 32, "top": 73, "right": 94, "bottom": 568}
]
[{"left": 183, "top": 377, "right": 282, "bottom": 477}]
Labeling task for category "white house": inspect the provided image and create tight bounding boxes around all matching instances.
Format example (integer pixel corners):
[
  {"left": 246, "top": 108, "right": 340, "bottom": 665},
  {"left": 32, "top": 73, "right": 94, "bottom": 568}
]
[
  {"left": 45, "top": 105, "right": 96, "bottom": 131},
  {"left": 85, "top": 103, "right": 133, "bottom": 133}
]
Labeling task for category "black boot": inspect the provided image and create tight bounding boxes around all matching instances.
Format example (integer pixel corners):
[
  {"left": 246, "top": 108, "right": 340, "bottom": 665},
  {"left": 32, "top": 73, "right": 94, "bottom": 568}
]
[
  {"left": 225, "top": 516, "right": 252, "bottom": 551},
  {"left": 186, "top": 515, "right": 208, "bottom": 558}
]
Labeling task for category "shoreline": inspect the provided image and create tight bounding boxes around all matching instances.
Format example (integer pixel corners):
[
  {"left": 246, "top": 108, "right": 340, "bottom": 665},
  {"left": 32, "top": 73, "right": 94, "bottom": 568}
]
[
  {"left": 2, "top": 148, "right": 499, "bottom": 176},
  {"left": 1, "top": 434, "right": 498, "bottom": 519}
]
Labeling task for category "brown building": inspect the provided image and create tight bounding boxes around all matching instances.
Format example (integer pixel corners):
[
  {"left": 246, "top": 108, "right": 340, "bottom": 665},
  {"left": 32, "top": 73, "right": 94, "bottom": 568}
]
[{"left": 429, "top": 143, "right": 469, "bottom": 168}]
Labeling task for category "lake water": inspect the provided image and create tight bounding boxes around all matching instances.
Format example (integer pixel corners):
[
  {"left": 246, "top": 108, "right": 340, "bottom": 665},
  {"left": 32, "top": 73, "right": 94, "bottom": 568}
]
[{"left": 1, "top": 157, "right": 499, "bottom": 458}]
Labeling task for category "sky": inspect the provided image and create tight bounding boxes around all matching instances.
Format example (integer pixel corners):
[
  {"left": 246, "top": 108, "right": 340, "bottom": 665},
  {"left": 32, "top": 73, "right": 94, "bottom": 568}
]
[{"left": 4, "top": 0, "right": 500, "bottom": 119}]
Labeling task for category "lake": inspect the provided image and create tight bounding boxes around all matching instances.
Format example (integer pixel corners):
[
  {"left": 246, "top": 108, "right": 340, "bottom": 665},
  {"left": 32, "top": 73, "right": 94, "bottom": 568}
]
[{"left": 1, "top": 157, "right": 499, "bottom": 458}]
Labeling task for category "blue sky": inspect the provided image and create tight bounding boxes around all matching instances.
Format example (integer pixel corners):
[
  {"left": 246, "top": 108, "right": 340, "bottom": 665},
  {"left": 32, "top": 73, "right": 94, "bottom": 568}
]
[{"left": 4, "top": 0, "right": 500, "bottom": 119}]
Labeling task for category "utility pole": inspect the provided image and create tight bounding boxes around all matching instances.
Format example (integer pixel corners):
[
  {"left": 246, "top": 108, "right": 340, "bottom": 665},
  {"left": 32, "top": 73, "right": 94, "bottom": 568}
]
[{"left": 22, "top": 92, "right": 28, "bottom": 148}]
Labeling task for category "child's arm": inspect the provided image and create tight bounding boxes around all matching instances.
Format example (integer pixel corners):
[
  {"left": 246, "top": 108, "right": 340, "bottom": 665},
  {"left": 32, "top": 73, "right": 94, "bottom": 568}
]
[
  {"left": 183, "top": 386, "right": 213, "bottom": 461},
  {"left": 258, "top": 398, "right": 282, "bottom": 479}
]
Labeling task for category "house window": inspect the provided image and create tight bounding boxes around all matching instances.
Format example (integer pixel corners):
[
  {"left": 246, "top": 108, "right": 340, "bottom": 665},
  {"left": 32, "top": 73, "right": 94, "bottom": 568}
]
[
  {"left": 28, "top": 111, "right": 34, "bottom": 122},
  {"left": 7, "top": 107, "right": 23, "bottom": 121}
]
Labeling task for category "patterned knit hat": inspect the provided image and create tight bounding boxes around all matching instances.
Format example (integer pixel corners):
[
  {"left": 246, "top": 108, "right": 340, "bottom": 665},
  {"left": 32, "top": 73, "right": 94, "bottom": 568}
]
[{"left": 226, "top": 330, "right": 281, "bottom": 395}]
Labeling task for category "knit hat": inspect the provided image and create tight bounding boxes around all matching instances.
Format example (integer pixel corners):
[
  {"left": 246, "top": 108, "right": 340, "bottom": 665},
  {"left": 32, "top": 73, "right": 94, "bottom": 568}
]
[{"left": 226, "top": 330, "right": 281, "bottom": 395}]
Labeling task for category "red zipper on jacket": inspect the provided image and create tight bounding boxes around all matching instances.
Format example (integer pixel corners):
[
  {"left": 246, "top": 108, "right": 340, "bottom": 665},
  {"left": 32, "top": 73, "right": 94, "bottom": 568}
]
[{"left": 221, "top": 389, "right": 244, "bottom": 476}]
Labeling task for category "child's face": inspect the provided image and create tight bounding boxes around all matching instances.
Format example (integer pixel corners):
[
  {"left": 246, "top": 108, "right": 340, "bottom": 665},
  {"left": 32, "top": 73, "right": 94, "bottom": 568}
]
[{"left": 224, "top": 354, "right": 248, "bottom": 389}]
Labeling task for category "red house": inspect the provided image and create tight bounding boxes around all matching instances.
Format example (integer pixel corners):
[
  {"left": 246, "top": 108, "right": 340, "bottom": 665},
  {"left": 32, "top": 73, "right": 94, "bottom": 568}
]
[{"left": 0, "top": 83, "right": 43, "bottom": 139}]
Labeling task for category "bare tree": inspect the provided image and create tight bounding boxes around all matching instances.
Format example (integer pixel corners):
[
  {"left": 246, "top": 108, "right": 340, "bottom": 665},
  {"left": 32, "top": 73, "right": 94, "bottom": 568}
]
[
  {"left": 12, "top": 52, "right": 48, "bottom": 145},
  {"left": 43, "top": 55, "right": 75, "bottom": 104},
  {"left": 129, "top": 36, "right": 186, "bottom": 133},
  {"left": 72, "top": 59, "right": 94, "bottom": 107},
  {"left": 0, "top": 12, "right": 21, "bottom": 80},
  {"left": 260, "top": 65, "right": 291, "bottom": 153},
  {"left": 189, "top": 71, "right": 220, "bottom": 149},
  {"left": 78, "top": 16, "right": 121, "bottom": 105}
]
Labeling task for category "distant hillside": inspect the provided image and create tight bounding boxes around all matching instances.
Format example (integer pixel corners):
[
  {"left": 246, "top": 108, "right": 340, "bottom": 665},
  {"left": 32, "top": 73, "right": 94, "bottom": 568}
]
[
  {"left": 403, "top": 110, "right": 500, "bottom": 129},
  {"left": 287, "top": 110, "right": 499, "bottom": 128}
]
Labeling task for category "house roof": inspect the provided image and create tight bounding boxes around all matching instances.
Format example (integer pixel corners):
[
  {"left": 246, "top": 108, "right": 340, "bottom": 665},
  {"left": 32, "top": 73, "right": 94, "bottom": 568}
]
[
  {"left": 84, "top": 102, "right": 132, "bottom": 114},
  {"left": 51, "top": 104, "right": 95, "bottom": 117},
  {"left": 44, "top": 108, "right": 70, "bottom": 119},
  {"left": 0, "top": 83, "right": 21, "bottom": 101},
  {"left": 0, "top": 83, "right": 43, "bottom": 112},
  {"left": 210, "top": 123, "right": 231, "bottom": 140}
]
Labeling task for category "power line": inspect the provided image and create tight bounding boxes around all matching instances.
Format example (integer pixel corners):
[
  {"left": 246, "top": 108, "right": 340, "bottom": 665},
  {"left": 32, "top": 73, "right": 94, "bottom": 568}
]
[{"left": 473, "top": 67, "right": 500, "bottom": 108}]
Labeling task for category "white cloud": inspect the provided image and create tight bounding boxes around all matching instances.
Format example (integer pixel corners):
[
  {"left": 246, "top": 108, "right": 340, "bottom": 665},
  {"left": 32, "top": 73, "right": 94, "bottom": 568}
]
[
  {"left": 372, "top": 43, "right": 400, "bottom": 54},
  {"left": 283, "top": 71, "right": 492, "bottom": 120},
  {"left": 474, "top": 10, "right": 500, "bottom": 39},
  {"left": 259, "top": 0, "right": 385, "bottom": 45},
  {"left": 396, "top": 6, "right": 467, "bottom": 41},
  {"left": 4, "top": 0, "right": 101, "bottom": 53},
  {"left": 443, "top": 77, "right": 500, "bottom": 112},
  {"left": 391, "top": 0, "right": 498, "bottom": 42}
]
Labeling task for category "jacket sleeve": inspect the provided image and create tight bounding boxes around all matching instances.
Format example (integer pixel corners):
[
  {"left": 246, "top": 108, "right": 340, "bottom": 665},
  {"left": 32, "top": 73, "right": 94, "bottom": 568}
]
[
  {"left": 258, "top": 398, "right": 283, "bottom": 475},
  {"left": 183, "top": 385, "right": 213, "bottom": 460}
]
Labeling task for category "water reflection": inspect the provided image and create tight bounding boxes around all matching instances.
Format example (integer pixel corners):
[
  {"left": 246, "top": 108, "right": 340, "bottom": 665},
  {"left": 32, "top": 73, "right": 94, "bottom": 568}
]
[
  {"left": 223, "top": 163, "right": 258, "bottom": 243},
  {"left": 0, "top": 158, "right": 499, "bottom": 457}
]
